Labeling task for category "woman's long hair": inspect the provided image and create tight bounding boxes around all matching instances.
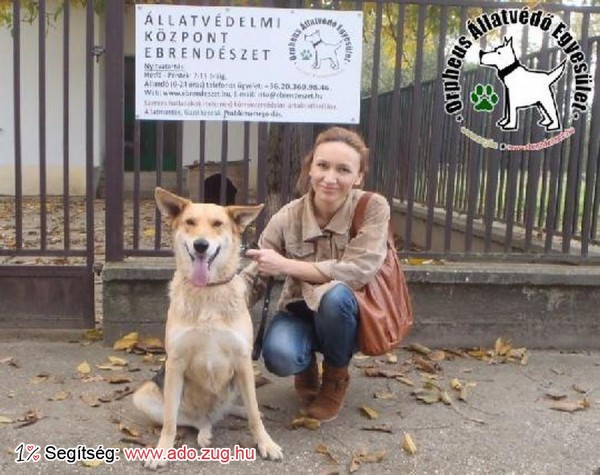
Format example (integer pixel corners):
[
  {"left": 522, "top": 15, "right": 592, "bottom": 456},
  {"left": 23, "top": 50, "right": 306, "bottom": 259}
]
[{"left": 294, "top": 127, "right": 370, "bottom": 196}]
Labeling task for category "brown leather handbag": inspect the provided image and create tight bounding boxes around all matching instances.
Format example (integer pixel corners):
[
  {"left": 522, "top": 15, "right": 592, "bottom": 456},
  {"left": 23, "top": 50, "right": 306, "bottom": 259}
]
[{"left": 350, "top": 192, "right": 413, "bottom": 356}]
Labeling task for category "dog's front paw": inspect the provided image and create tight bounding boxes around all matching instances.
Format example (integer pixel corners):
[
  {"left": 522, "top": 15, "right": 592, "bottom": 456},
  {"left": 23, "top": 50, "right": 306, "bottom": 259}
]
[
  {"left": 257, "top": 437, "right": 283, "bottom": 461},
  {"left": 196, "top": 426, "right": 212, "bottom": 448}
]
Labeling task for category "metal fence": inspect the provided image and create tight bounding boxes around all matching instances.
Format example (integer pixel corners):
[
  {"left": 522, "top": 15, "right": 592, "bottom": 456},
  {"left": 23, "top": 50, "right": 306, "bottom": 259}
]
[{"left": 99, "top": 1, "right": 600, "bottom": 263}]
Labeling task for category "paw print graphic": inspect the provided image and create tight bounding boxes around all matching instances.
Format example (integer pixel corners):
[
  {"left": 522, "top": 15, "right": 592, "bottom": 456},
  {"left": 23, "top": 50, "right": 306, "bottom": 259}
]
[
  {"left": 470, "top": 83, "right": 499, "bottom": 112},
  {"left": 300, "top": 49, "right": 312, "bottom": 61}
]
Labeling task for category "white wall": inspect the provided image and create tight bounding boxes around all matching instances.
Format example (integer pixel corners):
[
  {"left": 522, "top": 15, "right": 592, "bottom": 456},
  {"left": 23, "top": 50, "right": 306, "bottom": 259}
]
[{"left": 0, "top": 0, "right": 103, "bottom": 195}]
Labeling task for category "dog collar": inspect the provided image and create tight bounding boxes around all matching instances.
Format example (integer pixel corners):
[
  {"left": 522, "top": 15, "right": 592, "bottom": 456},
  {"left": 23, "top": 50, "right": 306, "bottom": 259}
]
[
  {"left": 498, "top": 60, "right": 520, "bottom": 81},
  {"left": 205, "top": 274, "right": 235, "bottom": 287}
]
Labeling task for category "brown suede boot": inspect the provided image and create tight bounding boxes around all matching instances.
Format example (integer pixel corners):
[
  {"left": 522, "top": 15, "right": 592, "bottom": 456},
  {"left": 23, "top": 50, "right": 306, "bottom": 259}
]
[
  {"left": 294, "top": 358, "right": 320, "bottom": 407},
  {"left": 306, "top": 362, "right": 350, "bottom": 422}
]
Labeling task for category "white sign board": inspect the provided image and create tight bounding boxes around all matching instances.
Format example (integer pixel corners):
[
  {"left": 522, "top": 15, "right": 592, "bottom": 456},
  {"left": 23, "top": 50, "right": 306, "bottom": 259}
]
[{"left": 135, "top": 5, "right": 363, "bottom": 123}]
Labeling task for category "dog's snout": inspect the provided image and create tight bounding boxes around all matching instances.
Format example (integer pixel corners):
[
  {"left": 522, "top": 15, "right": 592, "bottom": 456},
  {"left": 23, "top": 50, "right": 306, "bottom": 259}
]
[{"left": 193, "top": 238, "right": 209, "bottom": 254}]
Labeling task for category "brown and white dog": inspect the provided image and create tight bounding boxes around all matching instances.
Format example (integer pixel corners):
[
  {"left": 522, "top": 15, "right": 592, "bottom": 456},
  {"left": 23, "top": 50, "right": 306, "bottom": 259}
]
[{"left": 133, "top": 187, "right": 282, "bottom": 469}]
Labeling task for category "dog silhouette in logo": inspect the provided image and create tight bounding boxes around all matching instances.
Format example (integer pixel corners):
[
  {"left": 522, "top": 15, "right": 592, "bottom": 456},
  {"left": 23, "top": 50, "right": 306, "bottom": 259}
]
[
  {"left": 304, "top": 30, "right": 342, "bottom": 70},
  {"left": 479, "top": 37, "right": 566, "bottom": 131}
]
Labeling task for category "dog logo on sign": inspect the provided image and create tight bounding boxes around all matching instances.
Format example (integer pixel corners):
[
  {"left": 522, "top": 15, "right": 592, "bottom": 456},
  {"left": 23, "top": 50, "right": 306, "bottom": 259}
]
[
  {"left": 288, "top": 18, "right": 355, "bottom": 78},
  {"left": 441, "top": 7, "right": 592, "bottom": 151},
  {"left": 303, "top": 30, "right": 343, "bottom": 70},
  {"left": 479, "top": 37, "right": 566, "bottom": 132}
]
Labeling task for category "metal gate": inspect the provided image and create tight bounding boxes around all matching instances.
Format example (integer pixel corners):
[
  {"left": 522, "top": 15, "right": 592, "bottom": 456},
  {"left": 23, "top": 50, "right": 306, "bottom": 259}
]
[{"left": 0, "top": 1, "right": 96, "bottom": 329}]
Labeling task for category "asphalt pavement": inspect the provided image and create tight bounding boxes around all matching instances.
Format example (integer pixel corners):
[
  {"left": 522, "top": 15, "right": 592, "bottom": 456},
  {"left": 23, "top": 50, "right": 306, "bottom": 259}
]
[{"left": 0, "top": 331, "right": 599, "bottom": 474}]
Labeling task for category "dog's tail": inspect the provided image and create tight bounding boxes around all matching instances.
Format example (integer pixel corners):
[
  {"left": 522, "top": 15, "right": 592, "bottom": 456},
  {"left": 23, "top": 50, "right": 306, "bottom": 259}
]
[{"left": 547, "top": 60, "right": 567, "bottom": 86}]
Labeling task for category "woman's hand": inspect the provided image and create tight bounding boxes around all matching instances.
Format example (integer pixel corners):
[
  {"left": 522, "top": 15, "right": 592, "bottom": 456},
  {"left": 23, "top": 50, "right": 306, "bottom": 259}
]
[{"left": 246, "top": 249, "right": 290, "bottom": 276}]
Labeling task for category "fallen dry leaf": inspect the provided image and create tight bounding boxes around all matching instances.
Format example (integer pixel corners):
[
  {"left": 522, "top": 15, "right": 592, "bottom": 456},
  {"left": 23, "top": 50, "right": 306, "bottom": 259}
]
[
  {"left": 413, "top": 356, "right": 439, "bottom": 374},
  {"left": 0, "top": 356, "right": 20, "bottom": 368},
  {"left": 120, "top": 423, "right": 141, "bottom": 438},
  {"left": 408, "top": 343, "right": 431, "bottom": 356},
  {"left": 413, "top": 388, "right": 441, "bottom": 404},
  {"left": 545, "top": 391, "right": 568, "bottom": 401},
  {"left": 77, "top": 361, "right": 92, "bottom": 375},
  {"left": 315, "top": 443, "right": 340, "bottom": 465},
  {"left": 108, "top": 356, "right": 128, "bottom": 367},
  {"left": 0, "top": 415, "right": 13, "bottom": 424},
  {"left": 133, "top": 337, "right": 165, "bottom": 354},
  {"left": 360, "top": 406, "right": 380, "bottom": 420},
  {"left": 373, "top": 391, "right": 394, "bottom": 400},
  {"left": 291, "top": 416, "right": 321, "bottom": 430},
  {"left": 429, "top": 350, "right": 446, "bottom": 362},
  {"left": 459, "top": 382, "right": 477, "bottom": 402},
  {"left": 450, "top": 378, "right": 462, "bottom": 390},
  {"left": 402, "top": 432, "right": 417, "bottom": 454},
  {"left": 15, "top": 410, "right": 44, "bottom": 428},
  {"left": 113, "top": 332, "right": 139, "bottom": 351},
  {"left": 81, "top": 460, "right": 103, "bottom": 468},
  {"left": 396, "top": 376, "right": 415, "bottom": 387},
  {"left": 364, "top": 368, "right": 405, "bottom": 379},
  {"left": 106, "top": 374, "right": 132, "bottom": 385},
  {"left": 549, "top": 398, "right": 590, "bottom": 413},
  {"left": 494, "top": 337, "right": 512, "bottom": 356},
  {"left": 349, "top": 449, "right": 387, "bottom": 472},
  {"left": 48, "top": 391, "right": 71, "bottom": 402},
  {"left": 361, "top": 424, "right": 394, "bottom": 434},
  {"left": 83, "top": 329, "right": 103, "bottom": 342},
  {"left": 386, "top": 353, "right": 398, "bottom": 364},
  {"left": 440, "top": 391, "right": 453, "bottom": 405},
  {"left": 80, "top": 395, "right": 101, "bottom": 408},
  {"left": 30, "top": 374, "right": 50, "bottom": 385}
]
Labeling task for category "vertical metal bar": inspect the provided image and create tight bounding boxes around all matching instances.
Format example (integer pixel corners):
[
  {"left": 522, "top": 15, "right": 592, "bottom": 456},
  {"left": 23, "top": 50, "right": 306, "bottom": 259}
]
[
  {"left": 85, "top": 0, "right": 96, "bottom": 277},
  {"left": 425, "top": 5, "right": 447, "bottom": 250},
  {"left": 176, "top": 123, "right": 183, "bottom": 194},
  {"left": 581, "top": 40, "right": 600, "bottom": 255},
  {"left": 385, "top": 3, "right": 405, "bottom": 207},
  {"left": 282, "top": 125, "right": 291, "bottom": 204},
  {"left": 555, "top": 11, "right": 572, "bottom": 236},
  {"left": 154, "top": 123, "right": 164, "bottom": 249},
  {"left": 366, "top": 0, "right": 383, "bottom": 191},
  {"left": 62, "top": 1, "right": 70, "bottom": 250},
  {"left": 105, "top": 0, "right": 125, "bottom": 262},
  {"left": 571, "top": 12, "right": 590, "bottom": 246},
  {"left": 133, "top": 120, "right": 141, "bottom": 250},
  {"left": 39, "top": 0, "right": 48, "bottom": 251},
  {"left": 256, "top": 123, "right": 269, "bottom": 236},
  {"left": 198, "top": 122, "right": 206, "bottom": 201},
  {"left": 404, "top": 3, "right": 426, "bottom": 250},
  {"left": 13, "top": 0, "right": 23, "bottom": 250},
  {"left": 444, "top": 5, "right": 467, "bottom": 252},
  {"left": 242, "top": 122, "right": 250, "bottom": 204},
  {"left": 220, "top": 122, "right": 228, "bottom": 204},
  {"left": 524, "top": 35, "right": 549, "bottom": 252}
]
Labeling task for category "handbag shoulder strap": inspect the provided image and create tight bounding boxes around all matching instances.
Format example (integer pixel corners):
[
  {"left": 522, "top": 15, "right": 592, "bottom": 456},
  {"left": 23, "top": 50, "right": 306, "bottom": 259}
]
[{"left": 350, "top": 192, "right": 373, "bottom": 238}]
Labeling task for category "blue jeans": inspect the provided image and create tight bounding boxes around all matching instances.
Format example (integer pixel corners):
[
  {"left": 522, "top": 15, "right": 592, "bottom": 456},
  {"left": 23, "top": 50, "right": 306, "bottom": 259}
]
[{"left": 262, "top": 284, "right": 359, "bottom": 376}]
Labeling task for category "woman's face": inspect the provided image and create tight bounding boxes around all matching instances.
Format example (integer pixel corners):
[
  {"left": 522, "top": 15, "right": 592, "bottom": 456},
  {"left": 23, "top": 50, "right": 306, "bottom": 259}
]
[{"left": 309, "top": 141, "right": 363, "bottom": 209}]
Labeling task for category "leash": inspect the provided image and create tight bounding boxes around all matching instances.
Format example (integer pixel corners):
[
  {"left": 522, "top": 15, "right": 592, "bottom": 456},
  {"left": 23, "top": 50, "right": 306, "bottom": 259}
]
[
  {"left": 245, "top": 241, "right": 274, "bottom": 361},
  {"left": 252, "top": 275, "right": 273, "bottom": 361}
]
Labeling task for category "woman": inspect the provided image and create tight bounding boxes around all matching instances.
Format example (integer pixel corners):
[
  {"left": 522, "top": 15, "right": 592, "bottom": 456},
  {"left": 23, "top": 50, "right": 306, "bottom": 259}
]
[{"left": 242, "top": 126, "right": 390, "bottom": 422}]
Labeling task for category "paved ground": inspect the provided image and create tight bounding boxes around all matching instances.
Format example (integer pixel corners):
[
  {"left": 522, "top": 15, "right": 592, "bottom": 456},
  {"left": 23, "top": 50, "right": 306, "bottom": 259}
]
[{"left": 1, "top": 332, "right": 599, "bottom": 474}]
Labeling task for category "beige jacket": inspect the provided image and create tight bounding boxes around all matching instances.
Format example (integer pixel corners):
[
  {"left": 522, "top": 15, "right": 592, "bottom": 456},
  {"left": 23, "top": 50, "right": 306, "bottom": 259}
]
[{"left": 241, "top": 189, "right": 390, "bottom": 312}]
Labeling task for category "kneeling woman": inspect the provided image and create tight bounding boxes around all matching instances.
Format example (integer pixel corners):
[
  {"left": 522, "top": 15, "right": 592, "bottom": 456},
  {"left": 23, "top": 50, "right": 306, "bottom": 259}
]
[{"left": 242, "top": 127, "right": 389, "bottom": 422}]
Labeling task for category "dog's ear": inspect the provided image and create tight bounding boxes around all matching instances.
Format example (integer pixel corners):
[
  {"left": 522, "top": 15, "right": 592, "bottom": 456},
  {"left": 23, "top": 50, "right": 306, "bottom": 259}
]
[
  {"left": 155, "top": 187, "right": 190, "bottom": 224},
  {"left": 227, "top": 204, "right": 265, "bottom": 232}
]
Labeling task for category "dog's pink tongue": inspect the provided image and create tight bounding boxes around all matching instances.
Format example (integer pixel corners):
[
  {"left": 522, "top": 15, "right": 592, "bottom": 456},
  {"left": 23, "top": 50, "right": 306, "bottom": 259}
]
[{"left": 190, "top": 257, "right": 209, "bottom": 287}]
